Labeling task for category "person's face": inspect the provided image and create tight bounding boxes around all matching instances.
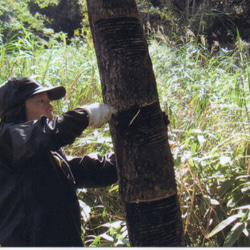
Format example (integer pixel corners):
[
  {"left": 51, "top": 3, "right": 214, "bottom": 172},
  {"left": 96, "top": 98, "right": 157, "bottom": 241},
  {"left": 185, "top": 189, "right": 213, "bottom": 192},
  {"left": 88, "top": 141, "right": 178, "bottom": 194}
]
[{"left": 25, "top": 92, "right": 54, "bottom": 121}]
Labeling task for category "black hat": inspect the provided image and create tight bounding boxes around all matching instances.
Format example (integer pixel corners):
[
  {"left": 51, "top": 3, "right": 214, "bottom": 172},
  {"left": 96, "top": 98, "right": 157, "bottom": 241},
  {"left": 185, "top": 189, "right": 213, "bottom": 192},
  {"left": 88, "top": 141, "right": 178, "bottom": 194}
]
[{"left": 0, "top": 77, "right": 66, "bottom": 117}]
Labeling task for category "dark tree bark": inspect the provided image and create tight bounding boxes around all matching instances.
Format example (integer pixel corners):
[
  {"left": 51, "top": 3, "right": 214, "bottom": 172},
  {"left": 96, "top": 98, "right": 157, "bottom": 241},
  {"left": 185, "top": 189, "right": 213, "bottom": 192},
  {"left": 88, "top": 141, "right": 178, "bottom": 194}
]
[{"left": 87, "top": 0, "right": 185, "bottom": 246}]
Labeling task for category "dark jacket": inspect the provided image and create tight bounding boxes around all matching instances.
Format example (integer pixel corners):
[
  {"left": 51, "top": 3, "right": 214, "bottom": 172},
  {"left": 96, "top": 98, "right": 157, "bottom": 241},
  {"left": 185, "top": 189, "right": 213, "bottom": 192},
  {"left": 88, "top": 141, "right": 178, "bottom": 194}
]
[{"left": 0, "top": 108, "right": 117, "bottom": 247}]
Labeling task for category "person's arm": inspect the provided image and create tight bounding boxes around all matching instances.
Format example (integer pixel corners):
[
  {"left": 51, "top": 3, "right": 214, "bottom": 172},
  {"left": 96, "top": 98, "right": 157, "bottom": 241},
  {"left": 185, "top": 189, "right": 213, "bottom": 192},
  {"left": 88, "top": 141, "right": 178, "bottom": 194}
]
[
  {"left": 0, "top": 108, "right": 89, "bottom": 167},
  {"left": 0, "top": 103, "right": 117, "bottom": 168},
  {"left": 68, "top": 153, "right": 118, "bottom": 188}
]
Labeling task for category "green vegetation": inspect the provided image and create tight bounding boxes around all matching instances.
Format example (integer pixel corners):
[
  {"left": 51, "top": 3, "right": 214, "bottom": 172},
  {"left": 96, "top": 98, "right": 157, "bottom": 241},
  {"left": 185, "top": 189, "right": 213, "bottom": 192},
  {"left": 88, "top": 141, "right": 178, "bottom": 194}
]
[
  {"left": 0, "top": 0, "right": 250, "bottom": 247},
  {"left": 150, "top": 33, "right": 250, "bottom": 246}
]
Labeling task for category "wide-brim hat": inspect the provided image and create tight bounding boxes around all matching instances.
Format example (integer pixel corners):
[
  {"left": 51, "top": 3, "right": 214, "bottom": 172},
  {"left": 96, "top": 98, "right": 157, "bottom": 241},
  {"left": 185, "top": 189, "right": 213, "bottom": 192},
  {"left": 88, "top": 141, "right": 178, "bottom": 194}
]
[{"left": 0, "top": 77, "right": 66, "bottom": 117}]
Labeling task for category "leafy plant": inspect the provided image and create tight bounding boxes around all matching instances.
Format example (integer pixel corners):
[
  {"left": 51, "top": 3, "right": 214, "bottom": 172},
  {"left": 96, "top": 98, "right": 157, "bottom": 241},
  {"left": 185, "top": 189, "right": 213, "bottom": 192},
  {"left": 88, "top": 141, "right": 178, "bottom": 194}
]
[{"left": 0, "top": 0, "right": 57, "bottom": 47}]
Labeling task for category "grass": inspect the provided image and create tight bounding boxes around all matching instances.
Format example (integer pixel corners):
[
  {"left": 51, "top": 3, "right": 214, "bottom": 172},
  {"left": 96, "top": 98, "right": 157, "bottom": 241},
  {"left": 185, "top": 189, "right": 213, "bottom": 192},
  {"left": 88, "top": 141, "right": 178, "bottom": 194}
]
[
  {"left": 0, "top": 33, "right": 249, "bottom": 246},
  {"left": 149, "top": 35, "right": 250, "bottom": 246}
]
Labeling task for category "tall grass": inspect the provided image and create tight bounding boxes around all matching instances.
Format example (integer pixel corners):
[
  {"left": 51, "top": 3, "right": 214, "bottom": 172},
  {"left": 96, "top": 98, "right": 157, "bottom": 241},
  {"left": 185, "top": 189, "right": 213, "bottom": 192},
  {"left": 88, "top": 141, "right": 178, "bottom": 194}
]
[
  {"left": 150, "top": 35, "right": 250, "bottom": 246},
  {"left": 0, "top": 33, "right": 249, "bottom": 246}
]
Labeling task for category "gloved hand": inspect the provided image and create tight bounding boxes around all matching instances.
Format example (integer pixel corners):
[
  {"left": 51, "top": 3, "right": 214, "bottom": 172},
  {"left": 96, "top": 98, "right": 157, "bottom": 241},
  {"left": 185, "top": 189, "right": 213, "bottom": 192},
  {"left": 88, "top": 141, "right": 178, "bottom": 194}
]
[{"left": 80, "top": 102, "right": 117, "bottom": 128}]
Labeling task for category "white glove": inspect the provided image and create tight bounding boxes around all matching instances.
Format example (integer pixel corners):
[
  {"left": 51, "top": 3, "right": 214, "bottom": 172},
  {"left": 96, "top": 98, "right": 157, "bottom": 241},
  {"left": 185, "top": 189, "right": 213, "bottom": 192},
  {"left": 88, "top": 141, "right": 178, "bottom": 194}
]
[{"left": 80, "top": 102, "right": 117, "bottom": 128}]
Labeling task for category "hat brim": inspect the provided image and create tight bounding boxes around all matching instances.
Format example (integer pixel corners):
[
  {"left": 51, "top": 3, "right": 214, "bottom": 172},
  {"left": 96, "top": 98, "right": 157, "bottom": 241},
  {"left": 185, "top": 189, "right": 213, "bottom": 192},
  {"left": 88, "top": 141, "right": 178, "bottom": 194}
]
[{"left": 31, "top": 86, "right": 66, "bottom": 101}]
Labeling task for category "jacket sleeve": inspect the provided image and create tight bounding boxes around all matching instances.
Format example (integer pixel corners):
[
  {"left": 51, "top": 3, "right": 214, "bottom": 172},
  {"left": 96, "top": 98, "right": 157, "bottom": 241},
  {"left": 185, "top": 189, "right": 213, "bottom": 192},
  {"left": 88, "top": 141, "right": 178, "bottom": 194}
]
[
  {"left": 68, "top": 153, "right": 118, "bottom": 188},
  {"left": 0, "top": 108, "right": 89, "bottom": 167}
]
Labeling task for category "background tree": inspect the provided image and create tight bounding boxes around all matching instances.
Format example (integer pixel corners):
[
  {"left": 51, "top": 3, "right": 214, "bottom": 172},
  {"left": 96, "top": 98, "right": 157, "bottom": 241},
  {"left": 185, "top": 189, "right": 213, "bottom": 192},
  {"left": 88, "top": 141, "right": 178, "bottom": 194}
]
[{"left": 87, "top": 0, "right": 185, "bottom": 246}]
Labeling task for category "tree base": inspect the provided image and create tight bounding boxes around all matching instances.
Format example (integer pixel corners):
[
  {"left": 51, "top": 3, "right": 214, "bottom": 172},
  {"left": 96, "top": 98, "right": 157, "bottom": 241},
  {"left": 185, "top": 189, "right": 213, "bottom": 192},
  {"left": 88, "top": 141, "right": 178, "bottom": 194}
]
[{"left": 125, "top": 194, "right": 185, "bottom": 246}]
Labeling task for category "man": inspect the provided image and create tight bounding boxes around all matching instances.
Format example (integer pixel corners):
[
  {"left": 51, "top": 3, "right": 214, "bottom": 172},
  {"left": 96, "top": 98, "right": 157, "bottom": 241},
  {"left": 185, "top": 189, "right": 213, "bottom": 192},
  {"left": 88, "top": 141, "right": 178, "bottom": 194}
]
[{"left": 0, "top": 77, "right": 118, "bottom": 246}]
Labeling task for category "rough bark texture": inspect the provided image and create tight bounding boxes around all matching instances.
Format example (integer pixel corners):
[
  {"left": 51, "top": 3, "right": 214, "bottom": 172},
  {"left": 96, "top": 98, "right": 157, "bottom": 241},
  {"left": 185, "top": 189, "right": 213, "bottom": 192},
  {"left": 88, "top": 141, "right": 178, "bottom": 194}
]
[{"left": 87, "top": 0, "right": 185, "bottom": 246}]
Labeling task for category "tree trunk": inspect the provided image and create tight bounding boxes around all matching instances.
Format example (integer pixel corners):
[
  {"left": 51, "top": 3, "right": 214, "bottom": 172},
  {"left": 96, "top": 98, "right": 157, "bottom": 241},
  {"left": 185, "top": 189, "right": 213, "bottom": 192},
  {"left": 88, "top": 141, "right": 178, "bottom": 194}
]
[{"left": 87, "top": 0, "right": 185, "bottom": 246}]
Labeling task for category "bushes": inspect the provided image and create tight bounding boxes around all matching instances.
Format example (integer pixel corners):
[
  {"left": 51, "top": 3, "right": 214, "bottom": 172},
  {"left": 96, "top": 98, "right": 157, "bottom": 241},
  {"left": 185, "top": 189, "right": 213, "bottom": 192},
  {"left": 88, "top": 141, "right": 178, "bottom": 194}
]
[
  {"left": 0, "top": 0, "right": 56, "bottom": 46},
  {"left": 1, "top": 0, "right": 249, "bottom": 49},
  {"left": 149, "top": 35, "right": 250, "bottom": 246},
  {"left": 136, "top": 0, "right": 250, "bottom": 47}
]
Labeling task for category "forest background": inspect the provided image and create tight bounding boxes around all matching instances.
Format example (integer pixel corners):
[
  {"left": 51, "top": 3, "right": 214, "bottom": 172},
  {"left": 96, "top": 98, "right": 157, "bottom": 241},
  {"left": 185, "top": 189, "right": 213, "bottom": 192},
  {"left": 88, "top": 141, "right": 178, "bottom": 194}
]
[{"left": 0, "top": 0, "right": 250, "bottom": 247}]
